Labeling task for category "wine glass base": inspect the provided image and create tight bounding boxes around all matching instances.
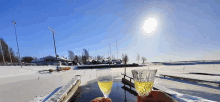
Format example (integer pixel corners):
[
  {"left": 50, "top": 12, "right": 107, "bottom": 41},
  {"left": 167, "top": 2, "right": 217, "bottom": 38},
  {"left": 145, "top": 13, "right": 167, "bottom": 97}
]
[{"left": 104, "top": 94, "right": 109, "bottom": 98}]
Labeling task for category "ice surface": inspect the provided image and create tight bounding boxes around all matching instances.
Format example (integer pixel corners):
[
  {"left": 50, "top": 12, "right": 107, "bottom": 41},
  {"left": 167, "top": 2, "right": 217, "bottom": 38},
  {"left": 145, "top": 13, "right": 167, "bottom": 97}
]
[{"left": 1, "top": 64, "right": 220, "bottom": 101}]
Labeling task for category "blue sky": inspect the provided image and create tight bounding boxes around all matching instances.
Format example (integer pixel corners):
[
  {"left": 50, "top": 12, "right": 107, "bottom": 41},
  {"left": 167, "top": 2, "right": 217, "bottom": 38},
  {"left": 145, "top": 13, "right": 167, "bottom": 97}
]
[{"left": 1, "top": 0, "right": 220, "bottom": 63}]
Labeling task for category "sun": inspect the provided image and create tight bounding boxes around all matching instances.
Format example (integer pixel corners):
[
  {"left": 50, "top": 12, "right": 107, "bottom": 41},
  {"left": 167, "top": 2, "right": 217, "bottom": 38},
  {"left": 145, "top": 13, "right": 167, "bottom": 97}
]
[{"left": 143, "top": 18, "right": 158, "bottom": 35}]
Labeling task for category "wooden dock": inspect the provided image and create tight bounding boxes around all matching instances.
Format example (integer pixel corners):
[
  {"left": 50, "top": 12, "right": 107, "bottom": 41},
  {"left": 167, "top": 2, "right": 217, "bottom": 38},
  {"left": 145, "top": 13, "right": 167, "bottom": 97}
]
[
  {"left": 43, "top": 75, "right": 81, "bottom": 102},
  {"left": 160, "top": 74, "right": 220, "bottom": 87},
  {"left": 77, "top": 64, "right": 139, "bottom": 69}
]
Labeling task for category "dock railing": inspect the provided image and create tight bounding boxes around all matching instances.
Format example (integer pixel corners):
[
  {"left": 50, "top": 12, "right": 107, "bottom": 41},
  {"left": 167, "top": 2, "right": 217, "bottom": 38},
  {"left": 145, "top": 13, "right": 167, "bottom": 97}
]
[{"left": 44, "top": 75, "right": 81, "bottom": 102}]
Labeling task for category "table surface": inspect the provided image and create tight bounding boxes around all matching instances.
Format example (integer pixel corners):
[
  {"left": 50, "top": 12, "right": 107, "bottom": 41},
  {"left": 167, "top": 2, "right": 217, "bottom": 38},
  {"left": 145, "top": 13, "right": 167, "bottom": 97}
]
[{"left": 68, "top": 79, "right": 139, "bottom": 102}]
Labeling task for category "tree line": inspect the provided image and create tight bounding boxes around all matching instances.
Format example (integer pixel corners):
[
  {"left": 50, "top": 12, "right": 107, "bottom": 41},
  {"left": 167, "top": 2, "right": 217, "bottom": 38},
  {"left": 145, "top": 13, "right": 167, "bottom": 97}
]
[
  {"left": 68, "top": 48, "right": 117, "bottom": 65},
  {"left": 0, "top": 38, "right": 39, "bottom": 64},
  {"left": 68, "top": 49, "right": 147, "bottom": 65},
  {"left": 0, "top": 38, "right": 147, "bottom": 64},
  {"left": 0, "top": 38, "right": 19, "bottom": 63}
]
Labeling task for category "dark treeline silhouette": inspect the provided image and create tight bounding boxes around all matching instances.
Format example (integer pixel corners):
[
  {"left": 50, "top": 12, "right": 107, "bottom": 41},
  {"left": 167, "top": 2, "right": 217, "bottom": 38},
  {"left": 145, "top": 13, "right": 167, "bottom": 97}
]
[
  {"left": 0, "top": 38, "right": 19, "bottom": 63},
  {"left": 69, "top": 48, "right": 89, "bottom": 65},
  {"left": 82, "top": 48, "right": 89, "bottom": 64},
  {"left": 70, "top": 48, "right": 110, "bottom": 65},
  {"left": 21, "top": 56, "right": 34, "bottom": 63}
]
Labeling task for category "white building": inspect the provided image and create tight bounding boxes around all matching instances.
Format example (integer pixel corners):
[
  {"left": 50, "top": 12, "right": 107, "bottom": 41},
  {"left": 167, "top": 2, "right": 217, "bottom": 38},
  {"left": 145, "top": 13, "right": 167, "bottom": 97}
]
[{"left": 31, "top": 55, "right": 70, "bottom": 66}]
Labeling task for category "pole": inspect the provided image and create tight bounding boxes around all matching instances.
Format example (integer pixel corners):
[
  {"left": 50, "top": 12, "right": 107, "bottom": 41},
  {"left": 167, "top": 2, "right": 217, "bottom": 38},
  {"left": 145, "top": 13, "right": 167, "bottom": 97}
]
[
  {"left": 13, "top": 20, "right": 22, "bottom": 68},
  {"left": 0, "top": 41, "right": 5, "bottom": 65},
  {"left": 48, "top": 27, "right": 58, "bottom": 69},
  {"left": 109, "top": 44, "right": 111, "bottom": 60},
  {"left": 8, "top": 47, "right": 12, "bottom": 63},
  {"left": 116, "top": 38, "right": 118, "bottom": 60},
  {"left": 88, "top": 48, "right": 90, "bottom": 60},
  {"left": 53, "top": 31, "right": 58, "bottom": 68}
]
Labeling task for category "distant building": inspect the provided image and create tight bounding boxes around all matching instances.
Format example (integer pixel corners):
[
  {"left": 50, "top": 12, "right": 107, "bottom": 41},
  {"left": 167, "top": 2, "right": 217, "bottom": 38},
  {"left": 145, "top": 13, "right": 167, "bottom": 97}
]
[
  {"left": 31, "top": 55, "right": 70, "bottom": 66},
  {"left": 112, "top": 59, "right": 122, "bottom": 64}
]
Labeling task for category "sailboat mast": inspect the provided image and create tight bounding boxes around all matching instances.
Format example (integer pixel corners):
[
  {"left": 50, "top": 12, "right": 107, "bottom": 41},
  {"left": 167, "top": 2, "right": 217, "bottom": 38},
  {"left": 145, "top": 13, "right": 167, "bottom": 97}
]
[{"left": 116, "top": 38, "right": 118, "bottom": 60}]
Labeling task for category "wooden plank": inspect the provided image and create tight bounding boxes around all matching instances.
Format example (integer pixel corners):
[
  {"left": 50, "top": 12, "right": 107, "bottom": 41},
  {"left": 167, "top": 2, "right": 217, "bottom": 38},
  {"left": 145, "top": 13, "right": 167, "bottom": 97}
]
[
  {"left": 59, "top": 80, "right": 81, "bottom": 102},
  {"left": 122, "top": 78, "right": 134, "bottom": 88},
  {"left": 77, "top": 64, "right": 139, "bottom": 69},
  {"left": 189, "top": 72, "right": 220, "bottom": 76},
  {"left": 45, "top": 77, "right": 81, "bottom": 102},
  {"left": 121, "top": 73, "right": 133, "bottom": 79},
  {"left": 160, "top": 74, "right": 220, "bottom": 86},
  {"left": 66, "top": 86, "right": 82, "bottom": 102}
]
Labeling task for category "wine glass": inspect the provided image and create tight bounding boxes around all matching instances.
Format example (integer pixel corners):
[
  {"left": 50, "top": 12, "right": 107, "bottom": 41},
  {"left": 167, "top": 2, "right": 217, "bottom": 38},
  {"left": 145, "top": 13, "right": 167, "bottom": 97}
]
[
  {"left": 131, "top": 69, "right": 157, "bottom": 97},
  {"left": 96, "top": 69, "right": 113, "bottom": 98}
]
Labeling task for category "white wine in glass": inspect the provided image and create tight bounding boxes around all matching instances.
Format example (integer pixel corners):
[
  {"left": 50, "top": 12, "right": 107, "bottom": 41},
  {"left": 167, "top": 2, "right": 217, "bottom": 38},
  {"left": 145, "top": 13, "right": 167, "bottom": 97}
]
[
  {"left": 132, "top": 69, "right": 157, "bottom": 97},
  {"left": 96, "top": 69, "right": 113, "bottom": 98}
]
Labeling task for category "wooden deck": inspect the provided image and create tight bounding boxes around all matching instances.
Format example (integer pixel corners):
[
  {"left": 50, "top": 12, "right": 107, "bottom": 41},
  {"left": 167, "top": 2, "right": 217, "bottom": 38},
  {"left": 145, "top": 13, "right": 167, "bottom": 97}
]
[
  {"left": 159, "top": 74, "right": 220, "bottom": 87},
  {"left": 77, "top": 64, "right": 139, "bottom": 69},
  {"left": 189, "top": 72, "right": 220, "bottom": 76},
  {"left": 43, "top": 75, "right": 81, "bottom": 102}
]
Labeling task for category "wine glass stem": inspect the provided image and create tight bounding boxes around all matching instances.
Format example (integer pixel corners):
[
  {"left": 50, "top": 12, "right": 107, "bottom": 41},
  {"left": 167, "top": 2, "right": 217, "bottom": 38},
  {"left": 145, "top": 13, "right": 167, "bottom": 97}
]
[{"left": 104, "top": 94, "right": 109, "bottom": 98}]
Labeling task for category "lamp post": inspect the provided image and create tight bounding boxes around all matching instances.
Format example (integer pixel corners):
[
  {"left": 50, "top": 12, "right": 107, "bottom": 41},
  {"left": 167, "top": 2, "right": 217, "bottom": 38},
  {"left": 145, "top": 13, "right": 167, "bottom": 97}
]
[
  {"left": 13, "top": 20, "right": 22, "bottom": 68},
  {"left": 48, "top": 27, "right": 58, "bottom": 69}
]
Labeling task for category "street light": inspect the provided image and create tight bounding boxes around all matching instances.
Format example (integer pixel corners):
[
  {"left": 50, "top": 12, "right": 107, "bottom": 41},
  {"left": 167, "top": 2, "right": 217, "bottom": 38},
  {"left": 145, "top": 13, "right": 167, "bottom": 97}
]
[
  {"left": 13, "top": 20, "right": 22, "bottom": 68},
  {"left": 48, "top": 27, "right": 58, "bottom": 69}
]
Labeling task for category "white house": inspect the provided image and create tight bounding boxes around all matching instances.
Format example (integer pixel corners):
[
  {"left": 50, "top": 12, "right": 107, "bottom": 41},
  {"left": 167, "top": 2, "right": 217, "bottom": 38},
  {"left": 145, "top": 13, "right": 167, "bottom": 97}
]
[{"left": 31, "top": 56, "right": 70, "bottom": 66}]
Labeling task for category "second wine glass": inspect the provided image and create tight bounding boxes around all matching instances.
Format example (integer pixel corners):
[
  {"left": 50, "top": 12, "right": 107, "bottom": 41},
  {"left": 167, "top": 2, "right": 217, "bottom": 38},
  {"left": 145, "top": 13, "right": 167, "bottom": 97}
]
[{"left": 96, "top": 69, "right": 113, "bottom": 98}]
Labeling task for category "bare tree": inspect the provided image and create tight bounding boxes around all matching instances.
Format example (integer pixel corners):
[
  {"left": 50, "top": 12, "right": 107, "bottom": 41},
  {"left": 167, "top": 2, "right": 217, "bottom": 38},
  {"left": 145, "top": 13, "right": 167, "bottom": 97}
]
[
  {"left": 78, "top": 55, "right": 82, "bottom": 65},
  {"left": 122, "top": 53, "right": 129, "bottom": 76},
  {"left": 122, "top": 54, "right": 129, "bottom": 64},
  {"left": 73, "top": 55, "right": 79, "bottom": 64},
  {"left": 142, "top": 57, "right": 147, "bottom": 64},
  {"left": 0, "top": 38, "right": 19, "bottom": 63},
  {"left": 68, "top": 50, "right": 74, "bottom": 61},
  {"left": 97, "top": 55, "right": 101, "bottom": 61},
  {"left": 97, "top": 55, "right": 104, "bottom": 61},
  {"left": 83, "top": 49, "right": 89, "bottom": 61},
  {"left": 82, "top": 55, "right": 87, "bottom": 64},
  {"left": 136, "top": 53, "right": 140, "bottom": 64}
]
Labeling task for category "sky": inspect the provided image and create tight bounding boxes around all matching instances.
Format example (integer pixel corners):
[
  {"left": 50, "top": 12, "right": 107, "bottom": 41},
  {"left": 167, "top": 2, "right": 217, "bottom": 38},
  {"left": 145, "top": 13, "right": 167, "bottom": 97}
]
[{"left": 1, "top": 0, "right": 220, "bottom": 63}]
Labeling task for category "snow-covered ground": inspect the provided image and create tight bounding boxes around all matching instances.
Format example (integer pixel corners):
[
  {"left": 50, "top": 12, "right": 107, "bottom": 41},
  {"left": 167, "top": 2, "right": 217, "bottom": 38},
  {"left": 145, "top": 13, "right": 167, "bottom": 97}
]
[{"left": 0, "top": 64, "right": 220, "bottom": 102}]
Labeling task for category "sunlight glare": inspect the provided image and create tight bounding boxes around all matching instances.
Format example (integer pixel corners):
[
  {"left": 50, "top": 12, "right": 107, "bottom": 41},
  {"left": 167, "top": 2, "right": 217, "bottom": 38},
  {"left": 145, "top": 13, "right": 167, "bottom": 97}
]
[{"left": 143, "top": 18, "right": 158, "bottom": 35}]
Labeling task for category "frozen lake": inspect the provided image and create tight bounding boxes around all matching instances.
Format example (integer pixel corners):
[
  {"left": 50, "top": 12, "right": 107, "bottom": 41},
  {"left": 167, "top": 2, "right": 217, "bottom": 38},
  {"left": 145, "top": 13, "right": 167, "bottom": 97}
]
[{"left": 0, "top": 64, "right": 219, "bottom": 102}]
